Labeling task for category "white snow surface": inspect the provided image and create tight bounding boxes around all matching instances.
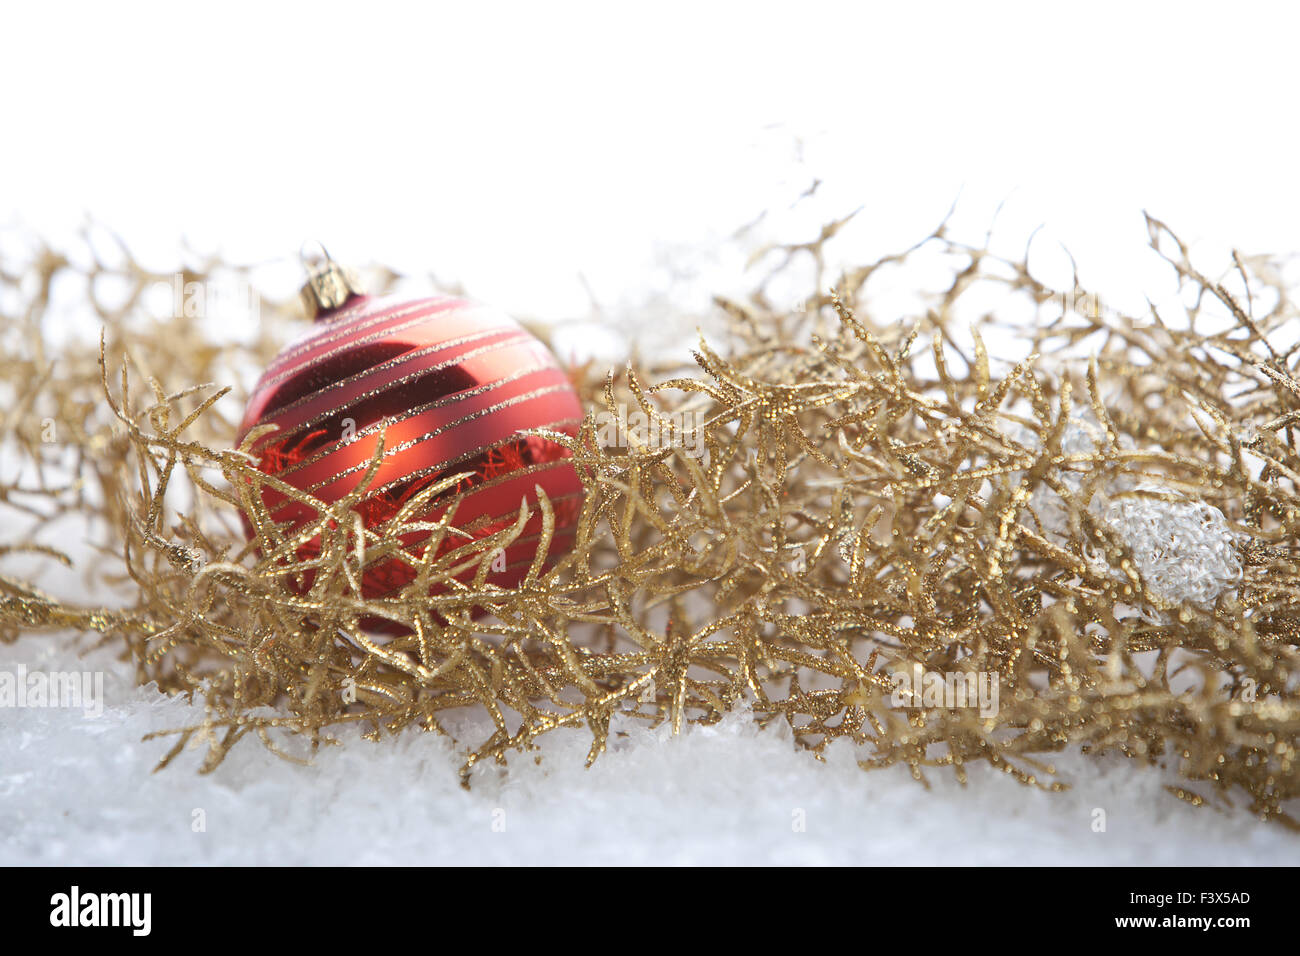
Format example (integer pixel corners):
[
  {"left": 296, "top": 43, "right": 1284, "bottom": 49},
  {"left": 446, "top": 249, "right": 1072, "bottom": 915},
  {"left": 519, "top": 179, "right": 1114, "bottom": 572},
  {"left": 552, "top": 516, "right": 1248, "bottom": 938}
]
[{"left": 2, "top": 635, "right": 1294, "bottom": 866}]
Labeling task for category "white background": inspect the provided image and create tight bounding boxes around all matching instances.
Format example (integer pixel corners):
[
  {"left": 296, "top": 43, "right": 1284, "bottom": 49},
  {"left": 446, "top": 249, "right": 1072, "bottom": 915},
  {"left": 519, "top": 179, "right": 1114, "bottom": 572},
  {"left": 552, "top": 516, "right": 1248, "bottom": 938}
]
[
  {"left": 2, "top": 1, "right": 1299, "bottom": 865},
  {"left": 6, "top": 2, "right": 1300, "bottom": 318}
]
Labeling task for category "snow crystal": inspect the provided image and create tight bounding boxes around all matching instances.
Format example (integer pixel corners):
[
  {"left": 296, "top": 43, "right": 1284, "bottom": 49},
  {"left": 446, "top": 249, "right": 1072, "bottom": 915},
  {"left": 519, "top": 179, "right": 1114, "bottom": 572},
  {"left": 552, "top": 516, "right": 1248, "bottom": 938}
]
[
  {"left": 1010, "top": 415, "right": 1243, "bottom": 609},
  {"left": 1090, "top": 488, "right": 1245, "bottom": 608}
]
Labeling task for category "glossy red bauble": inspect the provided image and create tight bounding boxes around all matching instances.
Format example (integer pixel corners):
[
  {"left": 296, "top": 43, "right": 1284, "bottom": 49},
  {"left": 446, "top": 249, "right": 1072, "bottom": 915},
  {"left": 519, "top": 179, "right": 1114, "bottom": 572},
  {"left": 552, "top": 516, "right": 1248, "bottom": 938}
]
[{"left": 236, "top": 292, "right": 584, "bottom": 604}]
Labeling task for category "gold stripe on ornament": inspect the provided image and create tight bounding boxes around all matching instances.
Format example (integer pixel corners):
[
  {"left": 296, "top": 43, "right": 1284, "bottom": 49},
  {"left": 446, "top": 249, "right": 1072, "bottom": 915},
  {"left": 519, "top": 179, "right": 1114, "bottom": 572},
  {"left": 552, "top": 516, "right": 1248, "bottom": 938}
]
[
  {"left": 306, "top": 391, "right": 582, "bottom": 494},
  {"left": 254, "top": 328, "right": 534, "bottom": 429},
  {"left": 273, "top": 362, "right": 573, "bottom": 478}
]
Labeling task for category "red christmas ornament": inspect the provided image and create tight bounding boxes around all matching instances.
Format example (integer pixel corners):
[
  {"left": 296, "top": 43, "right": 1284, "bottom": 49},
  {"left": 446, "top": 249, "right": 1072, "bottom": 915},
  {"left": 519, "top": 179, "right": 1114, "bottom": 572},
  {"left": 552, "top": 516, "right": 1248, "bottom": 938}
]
[{"left": 236, "top": 252, "right": 584, "bottom": 608}]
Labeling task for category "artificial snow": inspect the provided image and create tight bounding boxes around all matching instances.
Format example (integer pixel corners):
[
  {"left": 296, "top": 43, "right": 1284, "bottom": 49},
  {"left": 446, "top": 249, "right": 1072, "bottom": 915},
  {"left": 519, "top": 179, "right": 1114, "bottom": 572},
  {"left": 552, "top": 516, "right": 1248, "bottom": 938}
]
[{"left": 0, "top": 634, "right": 1293, "bottom": 865}]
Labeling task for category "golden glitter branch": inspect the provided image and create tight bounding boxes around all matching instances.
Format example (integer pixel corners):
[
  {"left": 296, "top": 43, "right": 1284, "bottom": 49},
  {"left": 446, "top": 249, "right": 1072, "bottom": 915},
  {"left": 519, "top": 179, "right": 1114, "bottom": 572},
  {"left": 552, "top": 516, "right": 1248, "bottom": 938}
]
[{"left": 1, "top": 217, "right": 1299, "bottom": 826}]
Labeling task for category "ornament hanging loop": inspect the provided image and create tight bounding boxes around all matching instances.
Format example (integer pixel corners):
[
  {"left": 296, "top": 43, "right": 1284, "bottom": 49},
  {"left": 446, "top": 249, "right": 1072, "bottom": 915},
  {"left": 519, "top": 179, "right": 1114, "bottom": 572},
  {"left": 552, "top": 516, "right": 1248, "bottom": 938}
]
[{"left": 299, "top": 241, "right": 364, "bottom": 320}]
